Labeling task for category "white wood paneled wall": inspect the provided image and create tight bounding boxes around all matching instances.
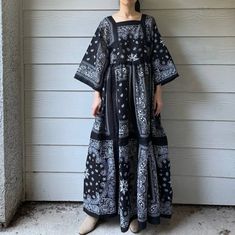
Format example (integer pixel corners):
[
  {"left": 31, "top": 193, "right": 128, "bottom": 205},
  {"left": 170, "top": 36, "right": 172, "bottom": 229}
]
[{"left": 23, "top": 0, "right": 235, "bottom": 204}]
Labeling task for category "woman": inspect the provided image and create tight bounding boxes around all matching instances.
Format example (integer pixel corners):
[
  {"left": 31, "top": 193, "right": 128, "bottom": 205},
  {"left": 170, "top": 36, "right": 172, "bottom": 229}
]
[{"left": 74, "top": 0, "right": 179, "bottom": 234}]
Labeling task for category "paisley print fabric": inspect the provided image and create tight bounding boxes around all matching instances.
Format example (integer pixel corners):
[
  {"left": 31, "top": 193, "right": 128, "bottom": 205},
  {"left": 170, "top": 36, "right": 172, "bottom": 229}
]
[{"left": 74, "top": 13, "right": 179, "bottom": 232}]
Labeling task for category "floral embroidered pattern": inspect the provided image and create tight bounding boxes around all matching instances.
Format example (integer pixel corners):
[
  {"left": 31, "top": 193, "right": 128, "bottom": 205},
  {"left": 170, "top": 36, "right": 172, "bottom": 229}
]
[
  {"left": 134, "top": 64, "right": 151, "bottom": 137},
  {"left": 149, "top": 16, "right": 179, "bottom": 86},
  {"left": 127, "top": 53, "right": 139, "bottom": 61},
  {"left": 120, "top": 179, "right": 128, "bottom": 194},
  {"left": 74, "top": 19, "right": 110, "bottom": 91},
  {"left": 117, "top": 24, "right": 144, "bottom": 40}
]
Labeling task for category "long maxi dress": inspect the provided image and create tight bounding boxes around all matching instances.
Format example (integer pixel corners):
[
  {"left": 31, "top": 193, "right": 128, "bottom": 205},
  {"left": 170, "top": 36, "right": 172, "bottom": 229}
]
[{"left": 74, "top": 13, "right": 179, "bottom": 233}]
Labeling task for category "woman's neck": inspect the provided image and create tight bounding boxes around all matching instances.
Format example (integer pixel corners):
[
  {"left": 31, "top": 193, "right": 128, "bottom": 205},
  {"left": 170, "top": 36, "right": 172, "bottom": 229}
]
[{"left": 118, "top": 4, "right": 139, "bottom": 19}]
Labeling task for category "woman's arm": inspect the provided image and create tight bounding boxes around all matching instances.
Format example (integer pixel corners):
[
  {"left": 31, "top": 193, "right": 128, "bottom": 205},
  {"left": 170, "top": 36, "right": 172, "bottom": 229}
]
[
  {"left": 94, "top": 91, "right": 101, "bottom": 97},
  {"left": 91, "top": 91, "right": 102, "bottom": 117},
  {"left": 154, "top": 84, "right": 163, "bottom": 116}
]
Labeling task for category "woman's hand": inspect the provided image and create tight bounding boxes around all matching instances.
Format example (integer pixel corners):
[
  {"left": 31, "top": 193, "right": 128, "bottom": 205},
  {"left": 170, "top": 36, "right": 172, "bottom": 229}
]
[
  {"left": 154, "top": 84, "right": 163, "bottom": 116},
  {"left": 92, "top": 91, "right": 102, "bottom": 117}
]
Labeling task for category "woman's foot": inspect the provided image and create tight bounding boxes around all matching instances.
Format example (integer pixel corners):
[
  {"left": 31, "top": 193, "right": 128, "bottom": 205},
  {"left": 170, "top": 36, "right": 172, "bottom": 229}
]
[
  {"left": 79, "top": 214, "right": 99, "bottom": 235},
  {"left": 129, "top": 218, "right": 140, "bottom": 233}
]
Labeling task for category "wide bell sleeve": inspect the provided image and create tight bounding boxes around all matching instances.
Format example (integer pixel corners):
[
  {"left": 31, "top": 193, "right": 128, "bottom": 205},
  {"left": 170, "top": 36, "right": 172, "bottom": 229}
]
[
  {"left": 73, "top": 20, "right": 110, "bottom": 92},
  {"left": 150, "top": 17, "right": 179, "bottom": 86}
]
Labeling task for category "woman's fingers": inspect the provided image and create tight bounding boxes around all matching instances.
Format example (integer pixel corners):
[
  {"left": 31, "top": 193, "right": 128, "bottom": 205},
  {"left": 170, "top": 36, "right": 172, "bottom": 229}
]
[
  {"left": 155, "top": 103, "right": 159, "bottom": 116},
  {"left": 156, "top": 105, "right": 160, "bottom": 116},
  {"left": 154, "top": 101, "right": 158, "bottom": 115},
  {"left": 92, "top": 102, "right": 101, "bottom": 117},
  {"left": 154, "top": 101, "right": 163, "bottom": 116},
  {"left": 93, "top": 106, "right": 98, "bottom": 116},
  {"left": 97, "top": 103, "right": 101, "bottom": 114}
]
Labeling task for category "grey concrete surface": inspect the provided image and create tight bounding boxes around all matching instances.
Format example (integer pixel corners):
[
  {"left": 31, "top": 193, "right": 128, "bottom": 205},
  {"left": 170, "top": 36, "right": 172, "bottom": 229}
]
[
  {"left": 0, "top": 202, "right": 234, "bottom": 235},
  {"left": 0, "top": 0, "right": 23, "bottom": 225}
]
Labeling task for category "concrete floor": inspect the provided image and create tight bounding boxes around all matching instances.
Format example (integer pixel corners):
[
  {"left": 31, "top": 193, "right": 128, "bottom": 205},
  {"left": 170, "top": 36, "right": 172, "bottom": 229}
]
[{"left": 0, "top": 202, "right": 234, "bottom": 235}]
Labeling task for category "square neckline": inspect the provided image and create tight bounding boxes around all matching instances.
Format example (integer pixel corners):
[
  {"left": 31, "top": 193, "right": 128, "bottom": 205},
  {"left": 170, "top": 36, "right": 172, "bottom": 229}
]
[{"left": 109, "top": 13, "right": 144, "bottom": 26}]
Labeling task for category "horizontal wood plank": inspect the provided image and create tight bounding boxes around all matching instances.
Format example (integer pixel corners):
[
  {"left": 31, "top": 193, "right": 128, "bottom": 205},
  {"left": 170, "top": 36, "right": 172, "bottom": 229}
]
[
  {"left": 24, "top": 64, "right": 235, "bottom": 93},
  {"left": 173, "top": 175, "right": 235, "bottom": 205},
  {"left": 22, "top": 0, "right": 235, "bottom": 10},
  {"left": 25, "top": 145, "right": 87, "bottom": 173},
  {"left": 25, "top": 146, "right": 235, "bottom": 178},
  {"left": 24, "top": 37, "right": 235, "bottom": 64},
  {"left": 25, "top": 119, "right": 235, "bottom": 149},
  {"left": 25, "top": 172, "right": 235, "bottom": 205},
  {"left": 25, "top": 91, "right": 235, "bottom": 121},
  {"left": 23, "top": 10, "right": 235, "bottom": 37},
  {"left": 170, "top": 148, "right": 235, "bottom": 178},
  {"left": 25, "top": 172, "right": 84, "bottom": 201}
]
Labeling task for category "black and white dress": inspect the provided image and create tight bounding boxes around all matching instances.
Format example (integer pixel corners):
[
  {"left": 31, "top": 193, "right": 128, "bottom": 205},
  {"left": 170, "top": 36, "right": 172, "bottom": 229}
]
[{"left": 74, "top": 13, "right": 179, "bottom": 232}]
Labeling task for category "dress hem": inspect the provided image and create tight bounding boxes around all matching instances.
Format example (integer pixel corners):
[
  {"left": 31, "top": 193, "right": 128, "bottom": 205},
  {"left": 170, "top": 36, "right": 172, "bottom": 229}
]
[
  {"left": 74, "top": 73, "right": 102, "bottom": 92},
  {"left": 83, "top": 206, "right": 118, "bottom": 219},
  {"left": 155, "top": 73, "right": 179, "bottom": 87},
  {"left": 83, "top": 206, "right": 172, "bottom": 233}
]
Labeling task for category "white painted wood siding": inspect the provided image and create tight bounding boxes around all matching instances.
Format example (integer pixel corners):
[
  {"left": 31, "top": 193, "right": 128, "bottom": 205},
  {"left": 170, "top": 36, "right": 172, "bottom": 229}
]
[{"left": 23, "top": 0, "right": 235, "bottom": 204}]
